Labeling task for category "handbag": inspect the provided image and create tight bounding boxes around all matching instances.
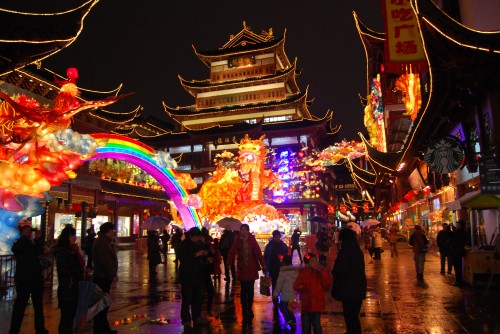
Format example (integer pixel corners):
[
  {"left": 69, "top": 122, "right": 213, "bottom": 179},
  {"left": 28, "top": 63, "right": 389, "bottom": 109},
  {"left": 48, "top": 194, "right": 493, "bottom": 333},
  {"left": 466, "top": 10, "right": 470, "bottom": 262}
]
[
  {"left": 287, "top": 298, "right": 300, "bottom": 312},
  {"left": 331, "top": 278, "right": 343, "bottom": 301},
  {"left": 260, "top": 276, "right": 271, "bottom": 296}
]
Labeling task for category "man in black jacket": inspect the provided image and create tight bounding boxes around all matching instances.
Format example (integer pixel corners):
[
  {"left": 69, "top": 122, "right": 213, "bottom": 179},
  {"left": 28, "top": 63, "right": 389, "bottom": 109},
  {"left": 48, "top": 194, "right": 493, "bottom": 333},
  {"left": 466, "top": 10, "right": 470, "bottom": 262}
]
[
  {"left": 9, "top": 225, "right": 48, "bottom": 334},
  {"left": 219, "top": 229, "right": 236, "bottom": 282},
  {"left": 450, "top": 220, "right": 467, "bottom": 286},
  {"left": 436, "top": 223, "right": 453, "bottom": 274},
  {"left": 331, "top": 228, "right": 367, "bottom": 334},
  {"left": 92, "top": 222, "right": 118, "bottom": 334},
  {"left": 178, "top": 227, "right": 207, "bottom": 328}
]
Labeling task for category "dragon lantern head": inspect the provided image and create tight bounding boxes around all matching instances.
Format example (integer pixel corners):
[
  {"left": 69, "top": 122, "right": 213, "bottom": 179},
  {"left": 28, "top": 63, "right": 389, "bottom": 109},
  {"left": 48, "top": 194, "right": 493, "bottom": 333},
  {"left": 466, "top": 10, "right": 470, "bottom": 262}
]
[{"left": 238, "top": 134, "right": 266, "bottom": 175}]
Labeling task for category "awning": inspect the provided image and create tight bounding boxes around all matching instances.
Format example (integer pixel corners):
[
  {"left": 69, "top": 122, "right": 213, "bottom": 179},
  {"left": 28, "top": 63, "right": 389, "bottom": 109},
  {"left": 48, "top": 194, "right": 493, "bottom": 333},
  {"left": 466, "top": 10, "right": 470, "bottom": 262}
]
[
  {"left": 459, "top": 190, "right": 500, "bottom": 209},
  {"left": 444, "top": 200, "right": 461, "bottom": 211}
]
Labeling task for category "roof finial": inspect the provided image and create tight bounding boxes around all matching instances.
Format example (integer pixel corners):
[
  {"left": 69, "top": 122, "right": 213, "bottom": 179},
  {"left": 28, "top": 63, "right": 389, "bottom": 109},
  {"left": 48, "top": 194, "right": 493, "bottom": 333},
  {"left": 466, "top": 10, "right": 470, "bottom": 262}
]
[{"left": 243, "top": 21, "right": 247, "bottom": 29}]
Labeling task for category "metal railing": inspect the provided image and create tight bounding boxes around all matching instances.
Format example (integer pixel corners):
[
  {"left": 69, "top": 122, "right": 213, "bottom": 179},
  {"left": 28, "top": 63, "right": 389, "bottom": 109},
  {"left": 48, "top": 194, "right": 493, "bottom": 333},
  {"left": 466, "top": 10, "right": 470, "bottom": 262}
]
[{"left": 0, "top": 254, "right": 16, "bottom": 288}]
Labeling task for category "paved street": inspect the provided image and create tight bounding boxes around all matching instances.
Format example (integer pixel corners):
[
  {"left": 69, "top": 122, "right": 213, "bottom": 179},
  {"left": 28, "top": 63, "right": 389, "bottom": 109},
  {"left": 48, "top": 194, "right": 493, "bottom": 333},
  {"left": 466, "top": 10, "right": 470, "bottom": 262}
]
[{"left": 1, "top": 241, "right": 499, "bottom": 333}]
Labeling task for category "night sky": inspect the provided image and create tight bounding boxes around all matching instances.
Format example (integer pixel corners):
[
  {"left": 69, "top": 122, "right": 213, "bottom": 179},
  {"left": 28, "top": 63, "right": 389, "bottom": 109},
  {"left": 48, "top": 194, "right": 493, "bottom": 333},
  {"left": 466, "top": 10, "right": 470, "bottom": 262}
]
[{"left": 45, "top": 1, "right": 385, "bottom": 140}]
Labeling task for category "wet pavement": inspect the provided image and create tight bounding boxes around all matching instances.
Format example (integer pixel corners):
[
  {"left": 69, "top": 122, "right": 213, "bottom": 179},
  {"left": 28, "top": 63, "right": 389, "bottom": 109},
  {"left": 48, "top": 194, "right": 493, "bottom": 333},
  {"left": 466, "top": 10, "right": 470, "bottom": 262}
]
[{"left": 1, "top": 241, "right": 500, "bottom": 333}]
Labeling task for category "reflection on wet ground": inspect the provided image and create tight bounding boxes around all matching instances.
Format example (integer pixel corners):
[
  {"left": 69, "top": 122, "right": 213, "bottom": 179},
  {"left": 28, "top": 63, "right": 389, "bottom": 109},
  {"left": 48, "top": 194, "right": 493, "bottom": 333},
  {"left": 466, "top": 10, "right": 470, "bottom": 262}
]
[{"left": 1, "top": 243, "right": 499, "bottom": 333}]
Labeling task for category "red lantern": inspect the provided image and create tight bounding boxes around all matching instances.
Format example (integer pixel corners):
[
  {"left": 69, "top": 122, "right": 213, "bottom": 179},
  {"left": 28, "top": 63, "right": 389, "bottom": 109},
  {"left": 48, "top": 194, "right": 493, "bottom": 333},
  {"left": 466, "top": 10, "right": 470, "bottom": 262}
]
[
  {"left": 352, "top": 204, "right": 358, "bottom": 213},
  {"left": 363, "top": 203, "right": 370, "bottom": 212},
  {"left": 340, "top": 204, "right": 347, "bottom": 213},
  {"left": 71, "top": 203, "right": 82, "bottom": 213}
]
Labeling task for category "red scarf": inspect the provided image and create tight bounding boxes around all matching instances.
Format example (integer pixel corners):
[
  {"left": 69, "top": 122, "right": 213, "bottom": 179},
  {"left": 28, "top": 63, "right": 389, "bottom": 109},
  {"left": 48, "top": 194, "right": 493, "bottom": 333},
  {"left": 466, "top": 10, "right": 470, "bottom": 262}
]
[{"left": 71, "top": 243, "right": 85, "bottom": 268}]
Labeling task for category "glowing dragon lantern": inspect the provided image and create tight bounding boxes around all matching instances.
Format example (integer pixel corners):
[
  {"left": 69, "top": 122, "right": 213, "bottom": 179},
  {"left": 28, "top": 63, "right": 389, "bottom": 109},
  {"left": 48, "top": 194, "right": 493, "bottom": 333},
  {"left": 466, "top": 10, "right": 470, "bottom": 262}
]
[
  {"left": 197, "top": 151, "right": 243, "bottom": 222},
  {"left": 237, "top": 134, "right": 267, "bottom": 202},
  {"left": 0, "top": 68, "right": 124, "bottom": 251}
]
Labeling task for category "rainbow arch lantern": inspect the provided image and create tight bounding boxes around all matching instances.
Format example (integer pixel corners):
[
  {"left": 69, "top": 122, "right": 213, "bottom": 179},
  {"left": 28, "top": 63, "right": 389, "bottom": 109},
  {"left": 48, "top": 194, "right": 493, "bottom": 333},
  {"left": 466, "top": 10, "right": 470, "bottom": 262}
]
[{"left": 89, "top": 133, "right": 201, "bottom": 230}]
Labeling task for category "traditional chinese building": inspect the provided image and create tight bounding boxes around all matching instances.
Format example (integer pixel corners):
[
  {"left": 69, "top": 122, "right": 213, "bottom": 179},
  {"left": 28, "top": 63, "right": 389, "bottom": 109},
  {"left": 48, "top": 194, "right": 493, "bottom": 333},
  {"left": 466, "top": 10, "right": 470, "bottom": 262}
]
[
  {"left": 352, "top": 0, "right": 500, "bottom": 246},
  {"left": 118, "top": 23, "right": 342, "bottom": 233}
]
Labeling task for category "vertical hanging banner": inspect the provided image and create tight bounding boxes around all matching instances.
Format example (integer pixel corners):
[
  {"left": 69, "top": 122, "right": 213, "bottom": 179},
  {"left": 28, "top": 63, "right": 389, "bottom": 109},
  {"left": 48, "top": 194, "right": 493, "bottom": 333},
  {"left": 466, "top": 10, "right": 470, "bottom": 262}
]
[{"left": 383, "top": 0, "right": 427, "bottom": 74}]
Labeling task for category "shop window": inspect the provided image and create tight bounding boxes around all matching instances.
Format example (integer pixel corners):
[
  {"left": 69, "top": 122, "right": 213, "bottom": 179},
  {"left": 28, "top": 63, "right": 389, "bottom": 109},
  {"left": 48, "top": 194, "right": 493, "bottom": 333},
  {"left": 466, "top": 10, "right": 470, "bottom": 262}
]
[
  {"left": 54, "top": 213, "right": 78, "bottom": 239},
  {"left": 117, "top": 216, "right": 131, "bottom": 237}
]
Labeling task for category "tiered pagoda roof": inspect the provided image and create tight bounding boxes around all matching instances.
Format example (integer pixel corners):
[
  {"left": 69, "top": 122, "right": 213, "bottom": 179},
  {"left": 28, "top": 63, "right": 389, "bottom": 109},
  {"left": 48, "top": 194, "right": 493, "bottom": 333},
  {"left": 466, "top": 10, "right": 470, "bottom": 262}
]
[
  {"left": 193, "top": 22, "right": 290, "bottom": 69},
  {"left": 159, "top": 23, "right": 339, "bottom": 144},
  {"left": 179, "top": 60, "right": 301, "bottom": 95},
  {"left": 164, "top": 89, "right": 310, "bottom": 119}
]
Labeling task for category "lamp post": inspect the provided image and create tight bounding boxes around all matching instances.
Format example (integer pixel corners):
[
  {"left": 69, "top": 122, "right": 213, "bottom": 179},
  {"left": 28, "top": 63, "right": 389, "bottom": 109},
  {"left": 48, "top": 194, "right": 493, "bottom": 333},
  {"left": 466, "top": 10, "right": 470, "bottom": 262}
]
[{"left": 81, "top": 201, "right": 88, "bottom": 239}]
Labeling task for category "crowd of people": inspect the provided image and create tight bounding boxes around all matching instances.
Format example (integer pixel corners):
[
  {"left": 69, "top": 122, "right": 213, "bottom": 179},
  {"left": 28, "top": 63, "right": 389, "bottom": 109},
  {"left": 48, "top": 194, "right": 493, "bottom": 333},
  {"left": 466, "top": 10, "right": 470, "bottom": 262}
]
[{"left": 9, "top": 217, "right": 483, "bottom": 334}]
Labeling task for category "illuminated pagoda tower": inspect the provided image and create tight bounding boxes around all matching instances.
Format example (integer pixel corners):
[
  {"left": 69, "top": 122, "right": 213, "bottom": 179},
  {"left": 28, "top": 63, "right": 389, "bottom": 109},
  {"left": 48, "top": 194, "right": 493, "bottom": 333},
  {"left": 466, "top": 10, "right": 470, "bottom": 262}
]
[{"left": 131, "top": 23, "right": 341, "bottom": 232}]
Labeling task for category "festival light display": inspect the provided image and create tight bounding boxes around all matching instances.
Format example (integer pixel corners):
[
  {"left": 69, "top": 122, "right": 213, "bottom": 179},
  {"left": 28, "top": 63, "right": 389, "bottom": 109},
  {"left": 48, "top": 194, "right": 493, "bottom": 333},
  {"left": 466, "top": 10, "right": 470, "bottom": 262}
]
[
  {"left": 197, "top": 134, "right": 286, "bottom": 233},
  {"left": 395, "top": 72, "right": 422, "bottom": 121},
  {"left": 267, "top": 147, "right": 326, "bottom": 202},
  {"left": 315, "top": 140, "right": 366, "bottom": 166},
  {"left": 0, "top": 69, "right": 124, "bottom": 251},
  {"left": 89, "top": 134, "right": 201, "bottom": 230},
  {"left": 0, "top": 69, "right": 199, "bottom": 251}
]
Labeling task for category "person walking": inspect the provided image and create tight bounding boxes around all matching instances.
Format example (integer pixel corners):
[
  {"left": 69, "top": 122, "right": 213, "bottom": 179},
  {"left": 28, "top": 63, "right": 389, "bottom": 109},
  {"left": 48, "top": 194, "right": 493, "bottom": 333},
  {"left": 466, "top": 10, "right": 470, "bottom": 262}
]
[
  {"left": 272, "top": 254, "right": 300, "bottom": 327},
  {"left": 200, "top": 228, "right": 215, "bottom": 317},
  {"left": 293, "top": 252, "right": 332, "bottom": 334},
  {"left": 450, "top": 220, "right": 467, "bottom": 286},
  {"left": 178, "top": 227, "right": 207, "bottom": 328},
  {"left": 331, "top": 228, "right": 367, "bottom": 334},
  {"left": 170, "top": 228, "right": 183, "bottom": 268},
  {"left": 9, "top": 225, "right": 49, "bottom": 334},
  {"left": 220, "top": 229, "right": 236, "bottom": 283},
  {"left": 372, "top": 226, "right": 383, "bottom": 260},
  {"left": 315, "top": 227, "right": 330, "bottom": 266},
  {"left": 409, "top": 225, "right": 429, "bottom": 281},
  {"left": 436, "top": 223, "right": 453, "bottom": 274},
  {"left": 53, "top": 226, "right": 85, "bottom": 334},
  {"left": 160, "top": 229, "right": 170, "bottom": 263},
  {"left": 227, "top": 224, "right": 266, "bottom": 322},
  {"left": 264, "top": 230, "right": 289, "bottom": 316},
  {"left": 83, "top": 225, "right": 96, "bottom": 269},
  {"left": 290, "top": 229, "right": 303, "bottom": 264},
  {"left": 388, "top": 222, "right": 399, "bottom": 257},
  {"left": 146, "top": 230, "right": 162, "bottom": 275},
  {"left": 211, "top": 238, "right": 223, "bottom": 282},
  {"left": 92, "top": 222, "right": 119, "bottom": 334},
  {"left": 364, "top": 228, "right": 374, "bottom": 258}
]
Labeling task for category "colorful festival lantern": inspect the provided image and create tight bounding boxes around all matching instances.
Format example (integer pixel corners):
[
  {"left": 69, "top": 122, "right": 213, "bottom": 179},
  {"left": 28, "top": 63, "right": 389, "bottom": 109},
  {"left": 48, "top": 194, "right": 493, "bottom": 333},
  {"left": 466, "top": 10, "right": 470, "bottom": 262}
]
[
  {"left": 197, "top": 134, "right": 285, "bottom": 232},
  {"left": 0, "top": 68, "right": 126, "bottom": 251}
]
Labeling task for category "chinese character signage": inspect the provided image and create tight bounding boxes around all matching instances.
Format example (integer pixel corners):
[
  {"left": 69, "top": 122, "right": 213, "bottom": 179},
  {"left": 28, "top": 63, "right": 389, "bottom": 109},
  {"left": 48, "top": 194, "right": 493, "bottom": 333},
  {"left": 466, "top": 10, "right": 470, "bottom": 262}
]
[
  {"left": 479, "top": 154, "right": 500, "bottom": 194},
  {"left": 383, "top": 0, "right": 427, "bottom": 73},
  {"left": 228, "top": 56, "right": 255, "bottom": 68},
  {"left": 213, "top": 135, "right": 240, "bottom": 146}
]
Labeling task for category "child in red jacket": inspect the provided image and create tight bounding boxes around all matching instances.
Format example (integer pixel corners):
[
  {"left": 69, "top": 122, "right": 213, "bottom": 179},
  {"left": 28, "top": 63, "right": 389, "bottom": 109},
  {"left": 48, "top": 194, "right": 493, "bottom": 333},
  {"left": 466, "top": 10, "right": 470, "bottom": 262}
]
[{"left": 293, "top": 252, "right": 332, "bottom": 334}]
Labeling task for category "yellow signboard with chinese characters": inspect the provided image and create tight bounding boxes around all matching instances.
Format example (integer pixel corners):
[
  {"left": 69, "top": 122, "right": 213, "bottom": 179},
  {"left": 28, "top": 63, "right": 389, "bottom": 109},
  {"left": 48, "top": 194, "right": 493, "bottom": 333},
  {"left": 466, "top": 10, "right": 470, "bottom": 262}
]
[{"left": 384, "top": 0, "right": 427, "bottom": 73}]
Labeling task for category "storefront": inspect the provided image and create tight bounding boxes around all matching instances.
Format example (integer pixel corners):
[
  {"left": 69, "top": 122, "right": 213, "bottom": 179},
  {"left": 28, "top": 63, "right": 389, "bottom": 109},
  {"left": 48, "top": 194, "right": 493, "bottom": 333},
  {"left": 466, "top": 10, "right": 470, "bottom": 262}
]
[{"left": 459, "top": 191, "right": 500, "bottom": 286}]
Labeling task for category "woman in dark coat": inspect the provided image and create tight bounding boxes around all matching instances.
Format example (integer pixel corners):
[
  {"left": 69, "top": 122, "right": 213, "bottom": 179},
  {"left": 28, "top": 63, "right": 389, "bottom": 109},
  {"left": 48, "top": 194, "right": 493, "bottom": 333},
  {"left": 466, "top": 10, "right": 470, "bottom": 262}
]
[
  {"left": 147, "top": 230, "right": 162, "bottom": 275},
  {"left": 331, "top": 228, "right": 367, "bottom": 334},
  {"left": 53, "top": 226, "right": 84, "bottom": 334}
]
